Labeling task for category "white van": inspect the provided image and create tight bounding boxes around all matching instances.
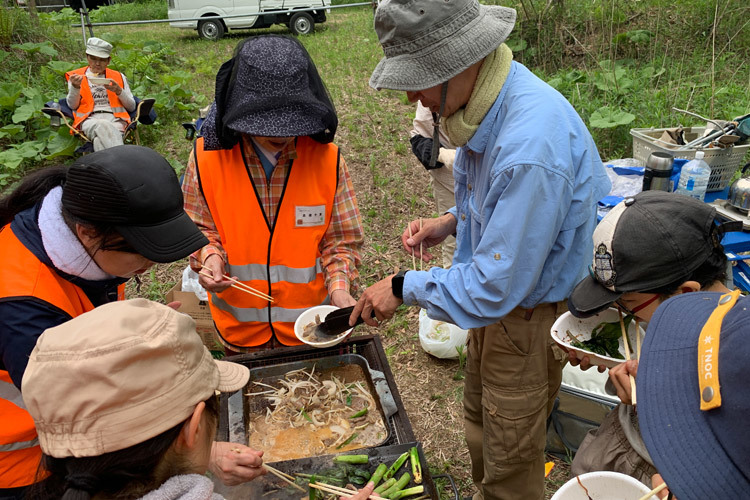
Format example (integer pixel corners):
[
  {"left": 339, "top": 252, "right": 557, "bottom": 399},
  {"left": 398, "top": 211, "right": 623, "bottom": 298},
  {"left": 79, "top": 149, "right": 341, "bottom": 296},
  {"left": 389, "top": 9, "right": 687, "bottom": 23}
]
[{"left": 168, "top": 0, "right": 331, "bottom": 40}]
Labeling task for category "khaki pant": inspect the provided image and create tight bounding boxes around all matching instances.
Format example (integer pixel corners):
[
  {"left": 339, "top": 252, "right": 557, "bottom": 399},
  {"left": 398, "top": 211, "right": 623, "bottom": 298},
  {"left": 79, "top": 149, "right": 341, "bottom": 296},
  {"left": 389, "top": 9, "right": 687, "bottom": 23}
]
[
  {"left": 428, "top": 163, "right": 456, "bottom": 268},
  {"left": 80, "top": 113, "right": 127, "bottom": 151},
  {"left": 464, "top": 302, "right": 567, "bottom": 500}
]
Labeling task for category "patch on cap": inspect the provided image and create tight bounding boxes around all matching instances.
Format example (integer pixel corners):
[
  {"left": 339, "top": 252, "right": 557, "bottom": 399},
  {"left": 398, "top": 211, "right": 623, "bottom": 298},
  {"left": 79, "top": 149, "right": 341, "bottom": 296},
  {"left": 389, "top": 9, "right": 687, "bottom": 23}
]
[
  {"left": 591, "top": 201, "right": 627, "bottom": 291},
  {"left": 594, "top": 243, "right": 616, "bottom": 287}
]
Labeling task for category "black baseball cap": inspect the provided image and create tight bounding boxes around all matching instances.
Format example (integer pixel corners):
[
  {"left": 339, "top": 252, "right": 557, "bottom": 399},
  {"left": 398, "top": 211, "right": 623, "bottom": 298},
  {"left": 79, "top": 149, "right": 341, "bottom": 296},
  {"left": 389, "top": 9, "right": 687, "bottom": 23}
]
[
  {"left": 568, "top": 191, "right": 718, "bottom": 317},
  {"left": 62, "top": 145, "right": 208, "bottom": 263}
]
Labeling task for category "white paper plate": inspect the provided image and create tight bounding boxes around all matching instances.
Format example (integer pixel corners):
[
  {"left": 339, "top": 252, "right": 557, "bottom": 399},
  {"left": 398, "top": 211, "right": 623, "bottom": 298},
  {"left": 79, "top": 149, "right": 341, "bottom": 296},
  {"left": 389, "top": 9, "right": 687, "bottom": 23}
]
[
  {"left": 294, "top": 305, "right": 352, "bottom": 348},
  {"left": 551, "top": 471, "right": 653, "bottom": 500},
  {"left": 550, "top": 308, "right": 645, "bottom": 369}
]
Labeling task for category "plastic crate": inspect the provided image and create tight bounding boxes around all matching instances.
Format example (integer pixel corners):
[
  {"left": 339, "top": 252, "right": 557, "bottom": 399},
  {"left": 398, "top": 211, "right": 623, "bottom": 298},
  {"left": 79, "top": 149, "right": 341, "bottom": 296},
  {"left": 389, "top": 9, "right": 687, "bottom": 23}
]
[{"left": 631, "top": 126, "right": 750, "bottom": 191}]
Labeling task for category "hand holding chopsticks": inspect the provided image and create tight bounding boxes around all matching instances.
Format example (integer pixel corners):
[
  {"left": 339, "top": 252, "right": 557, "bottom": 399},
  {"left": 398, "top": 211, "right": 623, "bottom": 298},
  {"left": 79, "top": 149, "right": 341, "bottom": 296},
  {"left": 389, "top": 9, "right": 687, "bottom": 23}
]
[{"left": 199, "top": 266, "right": 273, "bottom": 302}]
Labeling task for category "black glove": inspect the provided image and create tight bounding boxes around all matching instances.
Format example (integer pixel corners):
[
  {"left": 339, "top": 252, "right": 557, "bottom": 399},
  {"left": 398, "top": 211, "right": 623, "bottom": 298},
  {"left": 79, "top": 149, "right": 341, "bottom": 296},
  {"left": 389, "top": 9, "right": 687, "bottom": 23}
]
[{"left": 410, "top": 135, "right": 444, "bottom": 170}]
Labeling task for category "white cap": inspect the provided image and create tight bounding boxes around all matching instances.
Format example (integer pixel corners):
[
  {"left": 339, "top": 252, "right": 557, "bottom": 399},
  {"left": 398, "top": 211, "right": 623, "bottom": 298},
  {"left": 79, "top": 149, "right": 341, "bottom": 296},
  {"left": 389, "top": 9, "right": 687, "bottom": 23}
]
[
  {"left": 85, "top": 37, "right": 113, "bottom": 59},
  {"left": 695, "top": 151, "right": 705, "bottom": 160}
]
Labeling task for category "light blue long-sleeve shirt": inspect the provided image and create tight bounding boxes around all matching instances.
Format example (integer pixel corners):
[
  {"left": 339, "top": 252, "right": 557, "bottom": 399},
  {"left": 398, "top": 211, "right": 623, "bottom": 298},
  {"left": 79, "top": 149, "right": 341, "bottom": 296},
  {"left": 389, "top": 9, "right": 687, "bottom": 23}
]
[{"left": 402, "top": 62, "right": 611, "bottom": 330}]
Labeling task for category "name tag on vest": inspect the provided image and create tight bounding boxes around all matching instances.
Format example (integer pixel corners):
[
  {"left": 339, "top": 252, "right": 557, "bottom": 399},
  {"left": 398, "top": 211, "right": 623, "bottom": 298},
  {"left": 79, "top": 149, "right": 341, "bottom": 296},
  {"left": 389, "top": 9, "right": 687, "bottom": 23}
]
[{"left": 295, "top": 205, "right": 326, "bottom": 227}]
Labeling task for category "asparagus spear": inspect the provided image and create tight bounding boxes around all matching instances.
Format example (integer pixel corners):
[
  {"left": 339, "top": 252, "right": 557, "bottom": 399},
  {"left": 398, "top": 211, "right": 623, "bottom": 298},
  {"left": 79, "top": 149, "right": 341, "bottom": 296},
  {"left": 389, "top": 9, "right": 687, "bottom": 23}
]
[
  {"left": 374, "top": 478, "right": 397, "bottom": 495},
  {"left": 384, "top": 451, "right": 409, "bottom": 480},
  {"left": 409, "top": 446, "right": 422, "bottom": 484},
  {"left": 380, "top": 472, "right": 411, "bottom": 498},
  {"left": 389, "top": 486, "right": 425, "bottom": 499},
  {"left": 370, "top": 463, "right": 388, "bottom": 488},
  {"left": 333, "top": 454, "right": 369, "bottom": 464}
]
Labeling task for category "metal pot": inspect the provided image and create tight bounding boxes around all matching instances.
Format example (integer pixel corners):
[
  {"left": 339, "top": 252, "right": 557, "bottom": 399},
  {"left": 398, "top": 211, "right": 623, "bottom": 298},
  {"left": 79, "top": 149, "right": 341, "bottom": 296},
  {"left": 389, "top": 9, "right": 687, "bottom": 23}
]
[{"left": 728, "top": 163, "right": 750, "bottom": 214}]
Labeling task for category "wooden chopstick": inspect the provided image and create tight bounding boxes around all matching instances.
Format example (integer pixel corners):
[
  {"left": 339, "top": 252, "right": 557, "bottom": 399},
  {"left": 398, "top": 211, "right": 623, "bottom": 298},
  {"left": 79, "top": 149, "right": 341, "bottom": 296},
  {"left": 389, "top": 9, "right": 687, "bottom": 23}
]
[
  {"left": 636, "top": 481, "right": 668, "bottom": 500},
  {"left": 635, "top": 318, "right": 642, "bottom": 361},
  {"left": 618, "top": 309, "right": 637, "bottom": 405},
  {"left": 308, "top": 481, "right": 384, "bottom": 499},
  {"left": 263, "top": 464, "right": 305, "bottom": 492},
  {"left": 198, "top": 269, "right": 274, "bottom": 302},
  {"left": 408, "top": 222, "right": 417, "bottom": 271},
  {"left": 419, "top": 218, "right": 423, "bottom": 271}
]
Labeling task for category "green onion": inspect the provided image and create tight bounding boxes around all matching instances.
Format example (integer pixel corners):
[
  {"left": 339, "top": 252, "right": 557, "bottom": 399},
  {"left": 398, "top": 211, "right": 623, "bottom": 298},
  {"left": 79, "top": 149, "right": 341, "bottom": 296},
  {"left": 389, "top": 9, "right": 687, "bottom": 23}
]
[
  {"left": 349, "top": 407, "right": 369, "bottom": 419},
  {"left": 409, "top": 446, "right": 422, "bottom": 484},
  {"left": 333, "top": 454, "right": 369, "bottom": 464}
]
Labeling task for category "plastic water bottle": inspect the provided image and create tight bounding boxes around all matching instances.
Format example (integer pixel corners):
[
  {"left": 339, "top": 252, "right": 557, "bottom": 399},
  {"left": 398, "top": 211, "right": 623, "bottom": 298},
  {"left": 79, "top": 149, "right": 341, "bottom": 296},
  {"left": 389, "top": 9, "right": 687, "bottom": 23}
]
[{"left": 674, "top": 151, "right": 711, "bottom": 201}]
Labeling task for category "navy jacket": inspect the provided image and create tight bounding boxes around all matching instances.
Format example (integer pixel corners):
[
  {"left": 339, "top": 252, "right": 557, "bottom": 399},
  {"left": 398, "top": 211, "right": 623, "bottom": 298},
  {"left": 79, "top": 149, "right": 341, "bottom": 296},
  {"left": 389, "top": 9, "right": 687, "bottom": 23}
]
[{"left": 0, "top": 204, "right": 126, "bottom": 389}]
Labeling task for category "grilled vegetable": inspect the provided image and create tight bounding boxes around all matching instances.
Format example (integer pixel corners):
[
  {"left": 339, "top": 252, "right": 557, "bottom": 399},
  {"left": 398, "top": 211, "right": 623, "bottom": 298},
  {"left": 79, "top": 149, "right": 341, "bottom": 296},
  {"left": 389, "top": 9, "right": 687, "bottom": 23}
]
[
  {"left": 308, "top": 474, "right": 318, "bottom": 500},
  {"left": 389, "top": 486, "right": 425, "bottom": 499},
  {"left": 409, "top": 446, "right": 422, "bottom": 484},
  {"left": 349, "top": 407, "right": 369, "bottom": 419},
  {"left": 374, "top": 478, "right": 397, "bottom": 495},
  {"left": 384, "top": 451, "right": 409, "bottom": 480},
  {"left": 370, "top": 463, "right": 388, "bottom": 488},
  {"left": 335, "top": 433, "right": 359, "bottom": 450},
  {"left": 333, "top": 453, "right": 368, "bottom": 464},
  {"left": 381, "top": 472, "right": 411, "bottom": 498}
]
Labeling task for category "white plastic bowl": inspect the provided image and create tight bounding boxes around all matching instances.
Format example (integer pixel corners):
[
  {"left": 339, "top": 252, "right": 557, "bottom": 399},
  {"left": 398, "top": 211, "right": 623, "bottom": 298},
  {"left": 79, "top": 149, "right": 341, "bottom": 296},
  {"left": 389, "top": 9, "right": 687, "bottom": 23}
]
[
  {"left": 551, "top": 308, "right": 645, "bottom": 369},
  {"left": 294, "top": 305, "right": 352, "bottom": 348},
  {"left": 551, "top": 471, "right": 653, "bottom": 500}
]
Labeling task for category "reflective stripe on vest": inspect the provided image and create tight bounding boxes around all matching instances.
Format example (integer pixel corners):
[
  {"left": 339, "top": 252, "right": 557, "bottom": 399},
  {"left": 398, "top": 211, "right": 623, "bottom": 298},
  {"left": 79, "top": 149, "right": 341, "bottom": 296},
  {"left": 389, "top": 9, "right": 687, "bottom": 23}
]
[
  {"left": 195, "top": 136, "right": 338, "bottom": 347},
  {"left": 64, "top": 66, "right": 131, "bottom": 131},
  {"left": 0, "top": 224, "right": 105, "bottom": 488},
  {"left": 226, "top": 261, "right": 323, "bottom": 284}
]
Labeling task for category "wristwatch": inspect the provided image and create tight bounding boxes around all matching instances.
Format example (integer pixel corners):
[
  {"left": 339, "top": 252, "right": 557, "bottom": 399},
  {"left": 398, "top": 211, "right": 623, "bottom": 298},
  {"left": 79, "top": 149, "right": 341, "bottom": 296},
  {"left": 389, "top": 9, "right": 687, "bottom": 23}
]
[{"left": 391, "top": 270, "right": 408, "bottom": 299}]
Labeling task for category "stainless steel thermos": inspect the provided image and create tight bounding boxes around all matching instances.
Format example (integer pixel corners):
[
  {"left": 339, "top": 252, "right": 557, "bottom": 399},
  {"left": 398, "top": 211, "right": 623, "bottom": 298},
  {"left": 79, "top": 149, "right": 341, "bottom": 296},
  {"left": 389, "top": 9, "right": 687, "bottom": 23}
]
[{"left": 642, "top": 152, "right": 674, "bottom": 192}]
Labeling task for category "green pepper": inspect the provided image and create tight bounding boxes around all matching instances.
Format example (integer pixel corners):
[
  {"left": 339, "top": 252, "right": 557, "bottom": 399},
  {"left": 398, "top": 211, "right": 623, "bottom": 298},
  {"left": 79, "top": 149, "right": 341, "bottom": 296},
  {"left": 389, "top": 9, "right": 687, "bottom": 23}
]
[{"left": 349, "top": 407, "right": 369, "bottom": 419}]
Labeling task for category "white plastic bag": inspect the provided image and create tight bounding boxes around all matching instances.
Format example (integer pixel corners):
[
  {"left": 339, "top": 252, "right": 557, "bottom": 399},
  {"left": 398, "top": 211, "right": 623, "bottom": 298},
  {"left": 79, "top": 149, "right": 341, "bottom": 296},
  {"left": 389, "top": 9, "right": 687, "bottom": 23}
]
[
  {"left": 418, "top": 309, "right": 468, "bottom": 359},
  {"left": 181, "top": 266, "right": 208, "bottom": 301}
]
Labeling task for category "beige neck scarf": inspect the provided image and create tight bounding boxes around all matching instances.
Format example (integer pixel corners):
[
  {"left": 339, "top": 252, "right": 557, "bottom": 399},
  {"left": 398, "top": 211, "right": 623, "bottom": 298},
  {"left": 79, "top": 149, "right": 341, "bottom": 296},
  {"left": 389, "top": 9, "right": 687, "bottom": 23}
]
[{"left": 442, "top": 43, "right": 513, "bottom": 147}]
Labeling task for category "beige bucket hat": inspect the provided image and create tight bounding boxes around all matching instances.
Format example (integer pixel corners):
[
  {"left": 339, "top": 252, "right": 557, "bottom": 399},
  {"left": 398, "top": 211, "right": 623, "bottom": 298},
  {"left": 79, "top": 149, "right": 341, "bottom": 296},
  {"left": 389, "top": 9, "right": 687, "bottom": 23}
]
[
  {"left": 22, "top": 299, "right": 249, "bottom": 458},
  {"left": 369, "top": 0, "right": 517, "bottom": 91}
]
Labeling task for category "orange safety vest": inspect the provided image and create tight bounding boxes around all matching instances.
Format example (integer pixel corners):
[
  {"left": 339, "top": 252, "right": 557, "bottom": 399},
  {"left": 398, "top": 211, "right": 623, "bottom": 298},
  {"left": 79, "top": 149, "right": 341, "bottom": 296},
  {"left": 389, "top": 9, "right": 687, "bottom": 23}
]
[
  {"left": 195, "top": 136, "right": 338, "bottom": 348},
  {"left": 0, "top": 224, "right": 123, "bottom": 488},
  {"left": 64, "top": 66, "right": 131, "bottom": 131}
]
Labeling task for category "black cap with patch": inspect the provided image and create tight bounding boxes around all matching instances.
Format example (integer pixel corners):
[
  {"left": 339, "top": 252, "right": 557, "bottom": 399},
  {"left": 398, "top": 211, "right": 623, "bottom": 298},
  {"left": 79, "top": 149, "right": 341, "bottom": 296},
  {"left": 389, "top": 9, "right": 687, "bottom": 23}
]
[
  {"left": 568, "top": 191, "right": 718, "bottom": 317},
  {"left": 62, "top": 145, "right": 208, "bottom": 263}
]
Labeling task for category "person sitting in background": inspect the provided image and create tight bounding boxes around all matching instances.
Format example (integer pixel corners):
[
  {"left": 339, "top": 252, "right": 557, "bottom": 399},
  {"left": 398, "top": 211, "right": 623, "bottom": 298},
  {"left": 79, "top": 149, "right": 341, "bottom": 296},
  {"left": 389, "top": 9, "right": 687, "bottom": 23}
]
[
  {"left": 566, "top": 191, "right": 737, "bottom": 485},
  {"left": 637, "top": 290, "right": 750, "bottom": 499},
  {"left": 182, "top": 35, "right": 364, "bottom": 354},
  {"left": 65, "top": 37, "right": 135, "bottom": 151},
  {"left": 409, "top": 101, "right": 457, "bottom": 268}
]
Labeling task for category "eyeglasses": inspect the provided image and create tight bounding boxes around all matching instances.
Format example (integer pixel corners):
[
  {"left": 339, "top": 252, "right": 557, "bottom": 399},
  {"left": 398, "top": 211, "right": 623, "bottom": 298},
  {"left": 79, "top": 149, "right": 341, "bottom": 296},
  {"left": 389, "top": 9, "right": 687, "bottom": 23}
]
[{"left": 616, "top": 293, "right": 661, "bottom": 315}]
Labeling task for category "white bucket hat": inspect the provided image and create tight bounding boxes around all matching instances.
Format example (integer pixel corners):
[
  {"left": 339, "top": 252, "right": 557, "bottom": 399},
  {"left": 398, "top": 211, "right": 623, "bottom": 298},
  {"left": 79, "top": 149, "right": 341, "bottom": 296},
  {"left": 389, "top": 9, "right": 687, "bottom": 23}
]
[
  {"left": 85, "top": 37, "right": 113, "bottom": 59},
  {"left": 369, "top": 0, "right": 517, "bottom": 91}
]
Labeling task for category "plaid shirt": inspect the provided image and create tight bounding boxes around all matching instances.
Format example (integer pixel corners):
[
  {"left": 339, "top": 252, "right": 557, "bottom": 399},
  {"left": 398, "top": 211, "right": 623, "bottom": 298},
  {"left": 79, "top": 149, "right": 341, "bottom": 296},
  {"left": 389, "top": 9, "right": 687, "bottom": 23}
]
[{"left": 182, "top": 137, "right": 363, "bottom": 294}]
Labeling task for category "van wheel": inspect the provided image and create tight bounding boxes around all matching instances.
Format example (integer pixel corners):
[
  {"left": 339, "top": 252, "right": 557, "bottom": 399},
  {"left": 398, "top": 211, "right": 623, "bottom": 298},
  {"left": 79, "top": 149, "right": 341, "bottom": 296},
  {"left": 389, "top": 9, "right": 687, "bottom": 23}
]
[
  {"left": 198, "top": 19, "right": 225, "bottom": 40},
  {"left": 289, "top": 12, "right": 314, "bottom": 35}
]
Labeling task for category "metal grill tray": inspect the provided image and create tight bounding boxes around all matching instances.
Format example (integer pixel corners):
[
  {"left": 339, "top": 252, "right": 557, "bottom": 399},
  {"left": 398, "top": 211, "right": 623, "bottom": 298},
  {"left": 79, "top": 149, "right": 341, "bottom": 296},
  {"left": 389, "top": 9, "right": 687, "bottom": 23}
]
[
  {"left": 211, "top": 442, "right": 437, "bottom": 499},
  {"left": 229, "top": 353, "right": 393, "bottom": 457}
]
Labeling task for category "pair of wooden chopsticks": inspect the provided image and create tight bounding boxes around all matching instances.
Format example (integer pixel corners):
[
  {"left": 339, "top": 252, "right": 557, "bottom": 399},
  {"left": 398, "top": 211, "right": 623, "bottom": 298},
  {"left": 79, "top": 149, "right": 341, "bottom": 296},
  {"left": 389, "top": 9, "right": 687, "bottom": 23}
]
[
  {"left": 618, "top": 310, "right": 642, "bottom": 405},
  {"left": 199, "top": 267, "right": 273, "bottom": 302},
  {"left": 407, "top": 219, "right": 423, "bottom": 272},
  {"left": 262, "top": 463, "right": 306, "bottom": 492},
  {"left": 308, "top": 480, "right": 384, "bottom": 499}
]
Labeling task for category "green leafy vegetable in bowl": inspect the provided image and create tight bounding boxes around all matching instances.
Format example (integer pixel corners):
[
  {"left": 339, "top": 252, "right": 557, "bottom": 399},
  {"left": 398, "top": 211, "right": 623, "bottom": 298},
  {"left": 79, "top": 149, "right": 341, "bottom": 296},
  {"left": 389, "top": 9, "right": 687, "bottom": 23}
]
[{"left": 569, "top": 315, "right": 634, "bottom": 359}]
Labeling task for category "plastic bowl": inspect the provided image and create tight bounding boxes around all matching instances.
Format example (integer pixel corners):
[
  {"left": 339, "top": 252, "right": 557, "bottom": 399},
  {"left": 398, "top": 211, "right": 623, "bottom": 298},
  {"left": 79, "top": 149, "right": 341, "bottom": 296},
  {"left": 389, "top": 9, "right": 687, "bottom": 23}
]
[
  {"left": 551, "top": 471, "right": 653, "bottom": 500},
  {"left": 550, "top": 308, "right": 645, "bottom": 369},
  {"left": 294, "top": 305, "right": 352, "bottom": 348}
]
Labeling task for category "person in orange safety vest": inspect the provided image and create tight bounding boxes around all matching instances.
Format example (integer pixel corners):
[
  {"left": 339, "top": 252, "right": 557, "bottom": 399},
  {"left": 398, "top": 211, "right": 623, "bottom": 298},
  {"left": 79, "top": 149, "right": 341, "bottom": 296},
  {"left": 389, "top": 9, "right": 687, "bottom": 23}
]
[
  {"left": 0, "top": 146, "right": 213, "bottom": 499},
  {"left": 182, "top": 35, "right": 364, "bottom": 353},
  {"left": 64, "top": 37, "right": 135, "bottom": 151}
]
